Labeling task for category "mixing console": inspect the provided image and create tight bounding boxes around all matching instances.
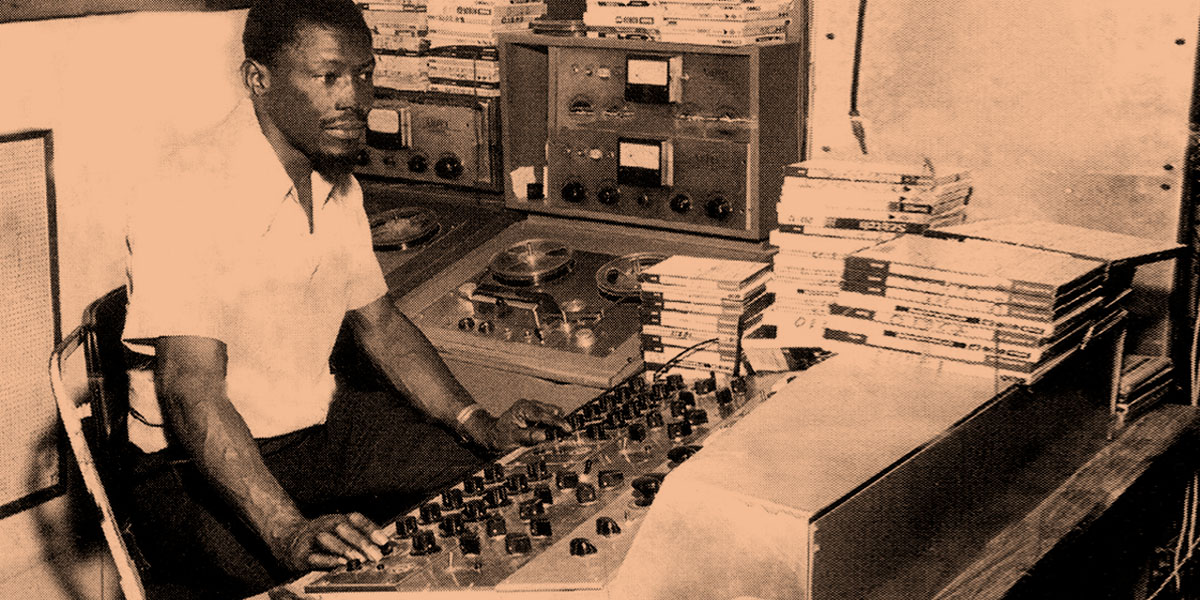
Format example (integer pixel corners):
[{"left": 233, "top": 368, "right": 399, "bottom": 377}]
[{"left": 300, "top": 367, "right": 792, "bottom": 596}]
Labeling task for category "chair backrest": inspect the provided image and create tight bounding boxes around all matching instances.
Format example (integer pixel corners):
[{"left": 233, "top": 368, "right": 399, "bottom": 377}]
[
  {"left": 81, "top": 286, "right": 132, "bottom": 480},
  {"left": 50, "top": 285, "right": 146, "bottom": 600}
]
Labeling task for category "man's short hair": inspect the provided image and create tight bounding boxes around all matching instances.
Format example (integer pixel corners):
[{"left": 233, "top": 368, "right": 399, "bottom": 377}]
[{"left": 243, "top": 0, "right": 371, "bottom": 67}]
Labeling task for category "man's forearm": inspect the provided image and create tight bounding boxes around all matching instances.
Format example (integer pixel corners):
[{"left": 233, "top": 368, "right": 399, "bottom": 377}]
[{"left": 348, "top": 299, "right": 478, "bottom": 427}]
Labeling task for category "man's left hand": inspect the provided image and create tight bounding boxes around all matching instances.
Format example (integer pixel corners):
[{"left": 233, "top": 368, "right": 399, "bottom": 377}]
[{"left": 465, "top": 400, "right": 572, "bottom": 452}]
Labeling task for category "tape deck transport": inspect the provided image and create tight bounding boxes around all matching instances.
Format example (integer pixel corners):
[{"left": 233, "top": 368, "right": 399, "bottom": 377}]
[{"left": 356, "top": 88, "right": 503, "bottom": 192}]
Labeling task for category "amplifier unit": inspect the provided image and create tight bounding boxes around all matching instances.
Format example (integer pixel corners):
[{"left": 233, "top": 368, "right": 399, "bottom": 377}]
[
  {"left": 356, "top": 89, "right": 502, "bottom": 192},
  {"left": 499, "top": 33, "right": 805, "bottom": 240}
]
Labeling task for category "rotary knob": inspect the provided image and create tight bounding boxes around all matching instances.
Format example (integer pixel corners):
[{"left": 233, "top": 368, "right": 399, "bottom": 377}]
[
  {"left": 407, "top": 154, "right": 428, "bottom": 173},
  {"left": 570, "top": 537, "right": 598, "bottom": 556},
  {"left": 354, "top": 150, "right": 370, "bottom": 166},
  {"left": 669, "top": 193, "right": 692, "bottom": 213},
  {"left": 562, "top": 181, "right": 587, "bottom": 203},
  {"left": 597, "top": 186, "right": 620, "bottom": 205},
  {"left": 457, "top": 317, "right": 475, "bottom": 331},
  {"left": 636, "top": 193, "right": 652, "bottom": 208},
  {"left": 705, "top": 196, "right": 732, "bottom": 220},
  {"left": 596, "top": 516, "right": 621, "bottom": 537},
  {"left": 434, "top": 154, "right": 464, "bottom": 179}
]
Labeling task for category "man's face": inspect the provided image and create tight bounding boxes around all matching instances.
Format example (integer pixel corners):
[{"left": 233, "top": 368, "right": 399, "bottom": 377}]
[{"left": 262, "top": 23, "right": 374, "bottom": 171}]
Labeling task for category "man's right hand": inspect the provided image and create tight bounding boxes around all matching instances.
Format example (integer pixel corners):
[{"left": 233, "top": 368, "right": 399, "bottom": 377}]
[{"left": 274, "top": 512, "right": 391, "bottom": 572}]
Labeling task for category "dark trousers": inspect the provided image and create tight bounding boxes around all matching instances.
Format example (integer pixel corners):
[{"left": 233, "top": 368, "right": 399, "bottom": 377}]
[{"left": 126, "top": 383, "right": 487, "bottom": 600}]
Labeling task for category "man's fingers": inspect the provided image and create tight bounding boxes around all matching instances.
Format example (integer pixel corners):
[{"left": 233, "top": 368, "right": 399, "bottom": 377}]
[
  {"left": 510, "top": 399, "right": 572, "bottom": 432},
  {"left": 347, "top": 512, "right": 389, "bottom": 546},
  {"left": 334, "top": 521, "right": 383, "bottom": 562},
  {"left": 306, "top": 552, "right": 346, "bottom": 569},
  {"left": 316, "top": 530, "right": 362, "bottom": 562}
]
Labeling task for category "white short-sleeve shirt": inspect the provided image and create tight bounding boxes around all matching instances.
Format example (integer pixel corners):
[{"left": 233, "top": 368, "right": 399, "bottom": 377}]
[{"left": 123, "top": 101, "right": 388, "bottom": 452}]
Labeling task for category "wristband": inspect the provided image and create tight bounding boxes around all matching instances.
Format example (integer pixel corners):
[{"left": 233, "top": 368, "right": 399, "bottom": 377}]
[{"left": 455, "top": 404, "right": 488, "bottom": 427}]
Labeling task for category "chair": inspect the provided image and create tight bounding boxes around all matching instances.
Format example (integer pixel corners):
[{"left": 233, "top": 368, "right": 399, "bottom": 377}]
[{"left": 49, "top": 286, "right": 147, "bottom": 600}]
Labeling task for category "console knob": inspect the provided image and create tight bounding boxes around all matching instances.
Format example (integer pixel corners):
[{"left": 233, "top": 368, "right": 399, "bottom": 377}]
[
  {"left": 484, "top": 486, "right": 511, "bottom": 508},
  {"left": 419, "top": 502, "right": 442, "bottom": 524},
  {"left": 407, "top": 154, "right": 428, "bottom": 173},
  {"left": 485, "top": 515, "right": 507, "bottom": 537},
  {"left": 669, "top": 194, "right": 692, "bottom": 213},
  {"left": 667, "top": 444, "right": 702, "bottom": 465},
  {"left": 596, "top": 516, "right": 621, "bottom": 536},
  {"left": 505, "top": 533, "right": 533, "bottom": 555},
  {"left": 575, "top": 482, "right": 598, "bottom": 504},
  {"left": 410, "top": 530, "right": 440, "bottom": 556},
  {"left": 678, "top": 391, "right": 696, "bottom": 407},
  {"left": 354, "top": 150, "right": 371, "bottom": 166},
  {"left": 380, "top": 154, "right": 396, "bottom": 167},
  {"left": 715, "top": 389, "right": 734, "bottom": 405},
  {"left": 570, "top": 537, "right": 598, "bottom": 556},
  {"left": 632, "top": 473, "right": 666, "bottom": 507},
  {"left": 438, "top": 513, "right": 466, "bottom": 537},
  {"left": 457, "top": 317, "right": 475, "bottom": 331},
  {"left": 597, "top": 186, "right": 620, "bottom": 205},
  {"left": 627, "top": 422, "right": 647, "bottom": 441},
  {"left": 686, "top": 408, "right": 709, "bottom": 425},
  {"left": 463, "top": 476, "right": 485, "bottom": 496},
  {"left": 396, "top": 516, "right": 419, "bottom": 538},
  {"left": 434, "top": 155, "right": 464, "bottom": 179},
  {"left": 530, "top": 517, "right": 553, "bottom": 538},
  {"left": 477, "top": 320, "right": 495, "bottom": 335},
  {"left": 459, "top": 533, "right": 482, "bottom": 555},
  {"left": 462, "top": 500, "right": 488, "bottom": 522},
  {"left": 667, "top": 421, "right": 692, "bottom": 440},
  {"left": 518, "top": 499, "right": 545, "bottom": 520},
  {"left": 527, "top": 460, "right": 550, "bottom": 482},
  {"left": 556, "top": 471, "right": 579, "bottom": 489},
  {"left": 645, "top": 412, "right": 665, "bottom": 429},
  {"left": 562, "top": 181, "right": 588, "bottom": 203},
  {"left": 597, "top": 470, "right": 625, "bottom": 488},
  {"left": 533, "top": 485, "right": 554, "bottom": 505},
  {"left": 636, "top": 193, "right": 652, "bottom": 208},
  {"left": 346, "top": 557, "right": 363, "bottom": 571},
  {"left": 705, "top": 196, "right": 732, "bottom": 220},
  {"left": 506, "top": 473, "right": 530, "bottom": 495},
  {"left": 483, "top": 464, "right": 505, "bottom": 483},
  {"left": 442, "top": 489, "right": 464, "bottom": 510}
]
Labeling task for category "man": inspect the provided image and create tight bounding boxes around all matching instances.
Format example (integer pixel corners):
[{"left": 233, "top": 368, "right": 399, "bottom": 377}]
[{"left": 121, "top": 1, "right": 568, "bottom": 597}]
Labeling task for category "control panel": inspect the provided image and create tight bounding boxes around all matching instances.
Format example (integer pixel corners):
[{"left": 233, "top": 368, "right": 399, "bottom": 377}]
[
  {"left": 296, "top": 366, "right": 823, "bottom": 595},
  {"left": 499, "top": 33, "right": 805, "bottom": 240},
  {"left": 356, "top": 89, "right": 502, "bottom": 192}
]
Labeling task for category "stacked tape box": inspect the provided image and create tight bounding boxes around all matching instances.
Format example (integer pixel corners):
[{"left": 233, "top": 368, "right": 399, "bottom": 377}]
[
  {"left": 584, "top": 0, "right": 792, "bottom": 46},
  {"left": 360, "top": 1, "right": 430, "bottom": 92},
  {"left": 639, "top": 256, "right": 774, "bottom": 375},
  {"left": 821, "top": 233, "right": 1127, "bottom": 384},
  {"left": 426, "top": 0, "right": 547, "bottom": 96},
  {"left": 757, "top": 160, "right": 972, "bottom": 349}
]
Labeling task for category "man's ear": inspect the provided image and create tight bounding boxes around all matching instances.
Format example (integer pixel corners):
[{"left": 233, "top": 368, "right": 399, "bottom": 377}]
[{"left": 241, "top": 58, "right": 271, "bottom": 97}]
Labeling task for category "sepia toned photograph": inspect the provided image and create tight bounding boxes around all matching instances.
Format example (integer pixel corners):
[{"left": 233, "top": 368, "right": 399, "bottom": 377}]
[{"left": 1, "top": 1, "right": 1199, "bottom": 599}]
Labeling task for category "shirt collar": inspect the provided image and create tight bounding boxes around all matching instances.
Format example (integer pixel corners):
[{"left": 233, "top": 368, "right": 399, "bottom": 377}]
[{"left": 225, "top": 101, "right": 356, "bottom": 233}]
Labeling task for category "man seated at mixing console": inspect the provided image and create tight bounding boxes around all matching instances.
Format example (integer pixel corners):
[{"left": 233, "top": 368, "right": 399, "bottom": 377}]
[{"left": 120, "top": 1, "right": 570, "bottom": 597}]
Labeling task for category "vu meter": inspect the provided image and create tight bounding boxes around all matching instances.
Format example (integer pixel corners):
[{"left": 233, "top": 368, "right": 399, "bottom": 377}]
[{"left": 499, "top": 33, "right": 805, "bottom": 240}]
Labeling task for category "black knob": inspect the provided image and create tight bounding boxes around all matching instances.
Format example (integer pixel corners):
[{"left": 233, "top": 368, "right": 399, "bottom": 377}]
[
  {"left": 434, "top": 155, "right": 463, "bottom": 179},
  {"left": 730, "top": 377, "right": 747, "bottom": 395},
  {"left": 667, "top": 444, "right": 702, "bottom": 465},
  {"left": 459, "top": 533, "right": 482, "bottom": 555},
  {"left": 715, "top": 389, "right": 734, "bottom": 405},
  {"left": 636, "top": 193, "right": 652, "bottom": 208},
  {"left": 419, "top": 502, "right": 442, "bottom": 524},
  {"left": 478, "top": 320, "right": 495, "bottom": 335},
  {"left": 442, "top": 489, "right": 464, "bottom": 510},
  {"left": 596, "top": 516, "right": 621, "bottom": 537},
  {"left": 463, "top": 476, "right": 485, "bottom": 496},
  {"left": 686, "top": 408, "right": 709, "bottom": 426},
  {"left": 670, "top": 400, "right": 689, "bottom": 418},
  {"left": 483, "top": 464, "right": 505, "bottom": 483},
  {"left": 568, "top": 414, "right": 587, "bottom": 430},
  {"left": 562, "top": 181, "right": 587, "bottom": 203},
  {"left": 627, "top": 422, "right": 647, "bottom": 441},
  {"left": 407, "top": 154, "right": 428, "bottom": 173},
  {"left": 575, "top": 482, "right": 598, "bottom": 504},
  {"left": 597, "top": 470, "right": 624, "bottom": 488},
  {"left": 556, "top": 471, "right": 579, "bottom": 489},
  {"left": 530, "top": 517, "right": 553, "bottom": 538},
  {"left": 527, "top": 460, "right": 550, "bottom": 482},
  {"left": 354, "top": 150, "right": 370, "bottom": 166},
  {"left": 505, "top": 533, "right": 533, "bottom": 555},
  {"left": 666, "top": 374, "right": 685, "bottom": 390},
  {"left": 570, "top": 537, "right": 598, "bottom": 556},
  {"left": 484, "top": 486, "right": 511, "bottom": 508},
  {"left": 669, "top": 194, "right": 691, "bottom": 213},
  {"left": 585, "top": 423, "right": 608, "bottom": 440},
  {"left": 380, "top": 154, "right": 396, "bottom": 167},
  {"left": 597, "top": 186, "right": 620, "bottom": 205},
  {"left": 462, "top": 500, "right": 488, "bottom": 522},
  {"left": 603, "top": 411, "right": 626, "bottom": 430},
  {"left": 667, "top": 421, "right": 692, "bottom": 440},
  {"left": 705, "top": 196, "right": 732, "bottom": 220},
  {"left": 396, "top": 515, "right": 419, "bottom": 538},
  {"left": 458, "top": 317, "right": 475, "bottom": 331},
  {"left": 380, "top": 541, "right": 396, "bottom": 556},
  {"left": 438, "top": 513, "right": 466, "bottom": 537},
  {"left": 645, "top": 412, "right": 665, "bottom": 429},
  {"left": 346, "top": 557, "right": 363, "bottom": 571},
  {"left": 678, "top": 391, "right": 696, "bottom": 407},
  {"left": 506, "top": 473, "right": 530, "bottom": 495},
  {"left": 518, "top": 499, "right": 545, "bottom": 520},
  {"left": 632, "top": 473, "right": 666, "bottom": 506},
  {"left": 410, "top": 530, "right": 440, "bottom": 555},
  {"left": 485, "top": 515, "right": 507, "bottom": 537},
  {"left": 533, "top": 485, "right": 554, "bottom": 505}
]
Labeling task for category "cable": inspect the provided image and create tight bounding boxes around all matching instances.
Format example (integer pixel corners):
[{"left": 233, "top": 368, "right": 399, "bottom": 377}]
[
  {"left": 650, "top": 337, "right": 720, "bottom": 381},
  {"left": 848, "top": 0, "right": 870, "bottom": 155}
]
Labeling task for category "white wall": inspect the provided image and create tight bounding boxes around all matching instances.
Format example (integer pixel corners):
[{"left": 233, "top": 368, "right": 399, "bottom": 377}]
[{"left": 0, "top": 9, "right": 247, "bottom": 588}]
